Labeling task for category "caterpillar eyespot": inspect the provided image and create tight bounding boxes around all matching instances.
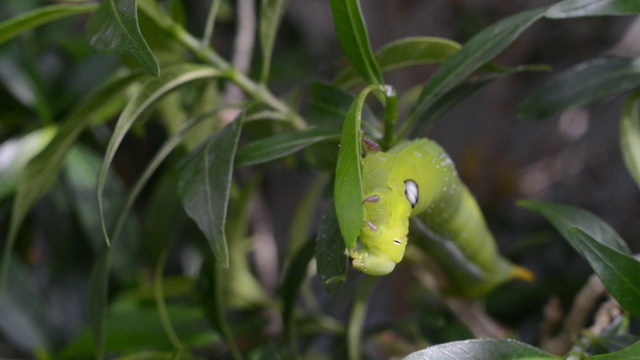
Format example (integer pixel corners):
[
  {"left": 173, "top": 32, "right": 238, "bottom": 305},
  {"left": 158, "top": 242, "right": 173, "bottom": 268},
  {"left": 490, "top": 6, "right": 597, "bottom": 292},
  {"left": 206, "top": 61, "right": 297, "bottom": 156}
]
[
  {"left": 348, "top": 139, "right": 534, "bottom": 296},
  {"left": 404, "top": 180, "right": 419, "bottom": 208}
]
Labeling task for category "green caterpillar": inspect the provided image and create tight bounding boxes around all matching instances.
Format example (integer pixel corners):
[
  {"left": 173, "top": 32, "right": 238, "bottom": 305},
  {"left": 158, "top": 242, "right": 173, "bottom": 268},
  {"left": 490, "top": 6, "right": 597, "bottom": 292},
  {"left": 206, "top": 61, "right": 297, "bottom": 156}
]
[{"left": 351, "top": 138, "right": 533, "bottom": 296}]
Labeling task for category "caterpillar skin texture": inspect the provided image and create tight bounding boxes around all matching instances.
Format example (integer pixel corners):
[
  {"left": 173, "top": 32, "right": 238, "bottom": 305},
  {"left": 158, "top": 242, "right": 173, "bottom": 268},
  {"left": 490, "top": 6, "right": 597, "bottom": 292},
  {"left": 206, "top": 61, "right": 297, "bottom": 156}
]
[{"left": 352, "top": 139, "right": 532, "bottom": 296}]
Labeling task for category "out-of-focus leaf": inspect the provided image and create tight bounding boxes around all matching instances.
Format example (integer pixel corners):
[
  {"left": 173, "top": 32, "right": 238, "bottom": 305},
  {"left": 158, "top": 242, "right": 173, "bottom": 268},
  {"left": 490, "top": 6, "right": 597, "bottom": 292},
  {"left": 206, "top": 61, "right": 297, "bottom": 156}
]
[
  {"left": 63, "top": 145, "right": 140, "bottom": 281},
  {"left": 97, "top": 64, "right": 219, "bottom": 247},
  {"left": 1, "top": 70, "right": 144, "bottom": 287},
  {"left": 403, "top": 339, "right": 559, "bottom": 360},
  {"left": 177, "top": 115, "right": 242, "bottom": 267},
  {"left": 546, "top": 0, "right": 640, "bottom": 18},
  {"left": 280, "top": 240, "right": 315, "bottom": 354},
  {"left": 518, "top": 200, "right": 631, "bottom": 255},
  {"left": 347, "top": 276, "right": 375, "bottom": 360},
  {"left": 403, "top": 7, "right": 547, "bottom": 136},
  {"left": 259, "top": 0, "right": 288, "bottom": 83},
  {"left": 567, "top": 227, "right": 640, "bottom": 318},
  {"left": 620, "top": 91, "right": 640, "bottom": 191},
  {"left": 335, "top": 37, "right": 461, "bottom": 88},
  {"left": 315, "top": 204, "right": 348, "bottom": 294},
  {"left": 90, "top": 249, "right": 111, "bottom": 360},
  {"left": 0, "top": 259, "right": 51, "bottom": 356},
  {"left": 0, "top": 127, "right": 56, "bottom": 200},
  {"left": 518, "top": 57, "right": 640, "bottom": 119},
  {"left": 60, "top": 304, "right": 217, "bottom": 359},
  {"left": 235, "top": 128, "right": 341, "bottom": 167},
  {"left": 0, "top": 56, "right": 51, "bottom": 122},
  {"left": 0, "top": 3, "right": 97, "bottom": 46},
  {"left": 590, "top": 340, "right": 640, "bottom": 359},
  {"left": 329, "top": 0, "right": 383, "bottom": 86},
  {"left": 335, "top": 85, "right": 383, "bottom": 251},
  {"left": 87, "top": 0, "right": 159, "bottom": 76}
]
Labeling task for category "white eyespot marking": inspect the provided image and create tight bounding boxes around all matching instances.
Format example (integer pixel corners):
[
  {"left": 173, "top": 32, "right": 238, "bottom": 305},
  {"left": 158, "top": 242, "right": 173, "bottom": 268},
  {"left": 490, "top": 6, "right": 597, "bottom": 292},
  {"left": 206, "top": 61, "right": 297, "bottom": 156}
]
[
  {"left": 393, "top": 239, "right": 402, "bottom": 245},
  {"left": 404, "top": 180, "right": 419, "bottom": 208}
]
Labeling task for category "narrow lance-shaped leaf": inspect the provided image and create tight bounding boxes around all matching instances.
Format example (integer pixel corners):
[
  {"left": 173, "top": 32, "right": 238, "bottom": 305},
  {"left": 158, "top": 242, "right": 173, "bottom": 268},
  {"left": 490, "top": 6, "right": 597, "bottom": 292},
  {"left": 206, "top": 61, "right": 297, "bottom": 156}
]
[
  {"left": 401, "top": 7, "right": 548, "bottom": 137},
  {"left": 567, "top": 227, "right": 640, "bottom": 318},
  {"left": 0, "top": 3, "right": 97, "bottom": 46},
  {"left": 97, "top": 64, "right": 219, "bottom": 247},
  {"left": 546, "top": 0, "right": 640, "bottom": 18},
  {"left": 234, "top": 128, "right": 341, "bottom": 167},
  {"left": 316, "top": 203, "right": 348, "bottom": 294},
  {"left": 590, "top": 340, "right": 640, "bottom": 360},
  {"left": 178, "top": 115, "right": 243, "bottom": 267},
  {"left": 518, "top": 57, "right": 640, "bottom": 119},
  {"left": 329, "top": 0, "right": 383, "bottom": 86},
  {"left": 335, "top": 37, "right": 461, "bottom": 88},
  {"left": 518, "top": 200, "right": 631, "bottom": 255},
  {"left": 88, "top": 0, "right": 159, "bottom": 76},
  {"left": 620, "top": 91, "right": 640, "bottom": 191},
  {"left": 335, "top": 85, "right": 384, "bottom": 251},
  {"left": 404, "top": 339, "right": 560, "bottom": 360},
  {"left": 259, "top": 0, "right": 289, "bottom": 83},
  {"left": 1, "top": 70, "right": 144, "bottom": 287}
]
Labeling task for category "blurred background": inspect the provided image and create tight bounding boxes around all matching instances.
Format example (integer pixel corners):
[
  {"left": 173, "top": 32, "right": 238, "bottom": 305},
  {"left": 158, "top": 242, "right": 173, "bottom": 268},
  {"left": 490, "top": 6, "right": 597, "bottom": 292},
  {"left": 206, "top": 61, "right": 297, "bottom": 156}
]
[{"left": 0, "top": 0, "right": 639, "bottom": 358}]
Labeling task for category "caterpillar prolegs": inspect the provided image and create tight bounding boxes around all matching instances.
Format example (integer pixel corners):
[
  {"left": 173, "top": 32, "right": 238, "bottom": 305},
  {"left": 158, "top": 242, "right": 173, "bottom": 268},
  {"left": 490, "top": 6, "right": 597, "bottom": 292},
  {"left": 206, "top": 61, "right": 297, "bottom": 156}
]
[{"left": 350, "top": 139, "right": 533, "bottom": 296}]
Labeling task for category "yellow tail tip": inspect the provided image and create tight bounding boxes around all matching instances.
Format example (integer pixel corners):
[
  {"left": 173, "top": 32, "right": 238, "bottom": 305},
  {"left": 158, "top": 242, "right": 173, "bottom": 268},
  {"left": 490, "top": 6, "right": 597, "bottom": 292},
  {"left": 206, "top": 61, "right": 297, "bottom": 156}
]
[{"left": 512, "top": 265, "right": 535, "bottom": 282}]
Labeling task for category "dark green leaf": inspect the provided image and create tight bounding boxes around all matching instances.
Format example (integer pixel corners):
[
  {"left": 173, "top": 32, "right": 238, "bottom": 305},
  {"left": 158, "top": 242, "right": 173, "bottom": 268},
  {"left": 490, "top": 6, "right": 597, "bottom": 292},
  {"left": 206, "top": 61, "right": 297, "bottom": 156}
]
[
  {"left": 567, "top": 227, "right": 640, "bottom": 318},
  {"left": 90, "top": 248, "right": 111, "bottom": 360},
  {"left": 403, "top": 7, "right": 547, "bottom": 136},
  {"left": 235, "top": 128, "right": 341, "bottom": 167},
  {"left": 547, "top": 0, "right": 640, "bottom": 18},
  {"left": 280, "top": 240, "right": 315, "bottom": 355},
  {"left": 591, "top": 340, "right": 640, "bottom": 360},
  {"left": 518, "top": 200, "right": 631, "bottom": 255},
  {"left": 97, "top": 64, "right": 219, "bottom": 247},
  {"left": 620, "top": 91, "right": 640, "bottom": 190},
  {"left": 0, "top": 3, "right": 97, "bottom": 46},
  {"left": 1, "top": 70, "right": 143, "bottom": 287},
  {"left": 335, "top": 37, "right": 461, "bottom": 88},
  {"left": 315, "top": 204, "right": 348, "bottom": 294},
  {"left": 87, "top": 0, "right": 159, "bottom": 76},
  {"left": 177, "top": 116, "right": 242, "bottom": 267},
  {"left": 329, "top": 0, "right": 383, "bottom": 86},
  {"left": 335, "top": 85, "right": 382, "bottom": 251},
  {"left": 259, "top": 0, "right": 288, "bottom": 83},
  {"left": 518, "top": 57, "right": 640, "bottom": 119},
  {"left": 404, "top": 339, "right": 559, "bottom": 360}
]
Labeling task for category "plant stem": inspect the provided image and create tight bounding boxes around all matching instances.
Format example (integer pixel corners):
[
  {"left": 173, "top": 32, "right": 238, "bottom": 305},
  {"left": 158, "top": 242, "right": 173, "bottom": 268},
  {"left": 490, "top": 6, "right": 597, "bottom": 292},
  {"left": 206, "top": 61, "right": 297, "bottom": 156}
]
[
  {"left": 138, "top": 2, "right": 307, "bottom": 130},
  {"left": 155, "top": 252, "right": 184, "bottom": 353},
  {"left": 202, "top": 0, "right": 221, "bottom": 46},
  {"left": 347, "top": 276, "right": 376, "bottom": 360}
]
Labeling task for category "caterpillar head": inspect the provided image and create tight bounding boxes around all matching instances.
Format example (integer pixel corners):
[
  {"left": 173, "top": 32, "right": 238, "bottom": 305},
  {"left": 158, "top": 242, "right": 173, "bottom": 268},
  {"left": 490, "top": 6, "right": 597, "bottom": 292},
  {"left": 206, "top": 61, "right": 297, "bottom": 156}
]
[{"left": 351, "top": 186, "right": 412, "bottom": 276}]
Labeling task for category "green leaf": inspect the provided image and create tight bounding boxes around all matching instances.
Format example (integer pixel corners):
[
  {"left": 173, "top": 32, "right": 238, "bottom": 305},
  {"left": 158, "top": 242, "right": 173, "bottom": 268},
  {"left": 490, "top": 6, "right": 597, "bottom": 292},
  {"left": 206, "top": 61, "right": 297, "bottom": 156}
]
[
  {"left": 177, "top": 116, "right": 242, "bottom": 267},
  {"left": 620, "top": 91, "right": 640, "bottom": 191},
  {"left": 591, "top": 340, "right": 640, "bottom": 359},
  {"left": 335, "top": 37, "right": 461, "bottom": 88},
  {"left": 0, "top": 127, "right": 56, "bottom": 201},
  {"left": 280, "top": 240, "right": 315, "bottom": 356},
  {"left": 235, "top": 128, "right": 341, "bottom": 167},
  {"left": 518, "top": 57, "right": 640, "bottom": 119},
  {"left": 402, "top": 7, "right": 548, "bottom": 136},
  {"left": 259, "top": 0, "right": 288, "bottom": 83},
  {"left": 315, "top": 204, "right": 348, "bottom": 294},
  {"left": 546, "top": 0, "right": 640, "bottom": 18},
  {"left": 518, "top": 200, "right": 631, "bottom": 255},
  {"left": 403, "top": 339, "right": 560, "bottom": 360},
  {"left": 90, "top": 248, "right": 111, "bottom": 360},
  {"left": 1, "top": 70, "right": 143, "bottom": 287},
  {"left": 347, "top": 276, "right": 376, "bottom": 360},
  {"left": 87, "top": 0, "right": 159, "bottom": 76},
  {"left": 0, "top": 3, "right": 97, "bottom": 46},
  {"left": 97, "top": 64, "right": 219, "bottom": 247},
  {"left": 567, "top": 227, "right": 640, "bottom": 318},
  {"left": 329, "top": 0, "right": 383, "bottom": 86},
  {"left": 335, "top": 85, "right": 383, "bottom": 251}
]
